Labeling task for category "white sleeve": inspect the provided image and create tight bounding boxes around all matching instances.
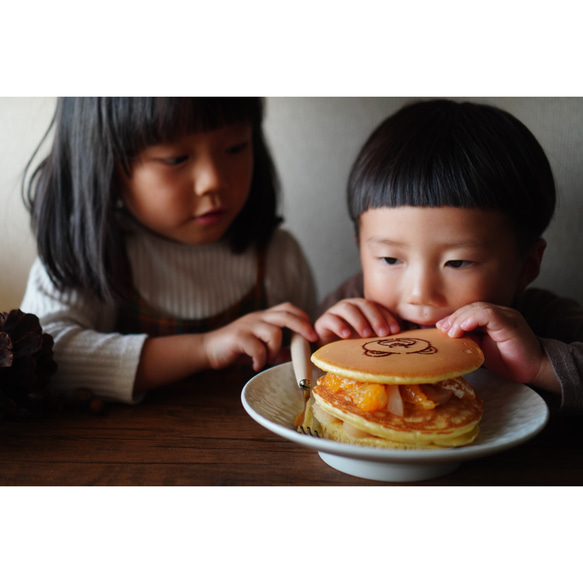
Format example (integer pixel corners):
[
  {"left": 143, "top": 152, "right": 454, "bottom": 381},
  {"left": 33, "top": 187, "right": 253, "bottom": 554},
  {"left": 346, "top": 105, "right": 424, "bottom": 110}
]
[
  {"left": 265, "top": 229, "right": 318, "bottom": 318},
  {"left": 20, "top": 258, "right": 146, "bottom": 404}
]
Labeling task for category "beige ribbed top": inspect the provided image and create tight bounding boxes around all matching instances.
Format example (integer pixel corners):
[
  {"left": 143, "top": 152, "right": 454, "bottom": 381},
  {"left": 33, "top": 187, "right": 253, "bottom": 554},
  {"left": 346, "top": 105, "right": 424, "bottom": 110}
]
[{"left": 20, "top": 228, "right": 316, "bottom": 403}]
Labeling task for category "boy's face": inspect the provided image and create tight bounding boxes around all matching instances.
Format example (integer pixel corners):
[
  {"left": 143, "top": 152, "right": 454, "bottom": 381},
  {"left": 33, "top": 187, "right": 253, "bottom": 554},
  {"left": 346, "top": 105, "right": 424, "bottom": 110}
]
[{"left": 358, "top": 206, "right": 540, "bottom": 328}]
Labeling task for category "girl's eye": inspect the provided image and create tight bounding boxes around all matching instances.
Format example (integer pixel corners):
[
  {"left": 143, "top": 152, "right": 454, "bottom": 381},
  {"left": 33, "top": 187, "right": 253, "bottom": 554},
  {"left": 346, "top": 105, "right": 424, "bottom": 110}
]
[
  {"left": 381, "top": 257, "right": 401, "bottom": 266},
  {"left": 445, "top": 259, "right": 473, "bottom": 269},
  {"left": 226, "top": 141, "right": 249, "bottom": 155},
  {"left": 162, "top": 155, "right": 189, "bottom": 166}
]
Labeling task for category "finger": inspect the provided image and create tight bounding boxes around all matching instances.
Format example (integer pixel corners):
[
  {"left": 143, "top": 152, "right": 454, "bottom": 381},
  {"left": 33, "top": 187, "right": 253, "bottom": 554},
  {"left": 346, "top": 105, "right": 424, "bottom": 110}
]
[
  {"left": 237, "top": 333, "right": 270, "bottom": 371},
  {"left": 265, "top": 302, "right": 312, "bottom": 323},
  {"left": 257, "top": 309, "right": 317, "bottom": 342},
  {"left": 315, "top": 312, "right": 355, "bottom": 341},
  {"left": 339, "top": 299, "right": 401, "bottom": 336},
  {"left": 437, "top": 303, "right": 482, "bottom": 336},
  {"left": 438, "top": 303, "right": 512, "bottom": 340},
  {"left": 252, "top": 322, "right": 284, "bottom": 365},
  {"left": 362, "top": 302, "right": 401, "bottom": 336},
  {"left": 325, "top": 301, "right": 379, "bottom": 338}
]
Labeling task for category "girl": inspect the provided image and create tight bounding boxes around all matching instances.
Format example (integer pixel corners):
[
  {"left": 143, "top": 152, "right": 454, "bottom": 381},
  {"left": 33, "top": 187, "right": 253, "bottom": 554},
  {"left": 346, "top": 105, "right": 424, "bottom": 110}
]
[
  {"left": 315, "top": 99, "right": 583, "bottom": 414},
  {"left": 21, "top": 98, "right": 317, "bottom": 404}
]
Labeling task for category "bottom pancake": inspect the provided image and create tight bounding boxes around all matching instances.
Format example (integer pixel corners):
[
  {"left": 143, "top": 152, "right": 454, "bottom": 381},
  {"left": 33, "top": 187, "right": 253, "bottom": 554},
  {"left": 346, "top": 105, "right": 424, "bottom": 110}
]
[{"left": 300, "top": 374, "right": 482, "bottom": 449}]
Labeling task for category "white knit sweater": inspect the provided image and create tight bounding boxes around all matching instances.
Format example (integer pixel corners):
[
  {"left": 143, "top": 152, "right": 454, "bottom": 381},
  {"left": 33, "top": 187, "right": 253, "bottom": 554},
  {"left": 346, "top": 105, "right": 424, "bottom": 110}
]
[{"left": 20, "top": 228, "right": 316, "bottom": 403}]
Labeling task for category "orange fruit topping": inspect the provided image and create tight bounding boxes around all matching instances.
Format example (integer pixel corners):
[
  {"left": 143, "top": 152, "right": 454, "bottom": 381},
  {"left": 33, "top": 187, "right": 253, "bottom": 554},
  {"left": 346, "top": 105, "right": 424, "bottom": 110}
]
[
  {"left": 400, "top": 384, "right": 437, "bottom": 409},
  {"left": 324, "top": 373, "right": 388, "bottom": 412}
]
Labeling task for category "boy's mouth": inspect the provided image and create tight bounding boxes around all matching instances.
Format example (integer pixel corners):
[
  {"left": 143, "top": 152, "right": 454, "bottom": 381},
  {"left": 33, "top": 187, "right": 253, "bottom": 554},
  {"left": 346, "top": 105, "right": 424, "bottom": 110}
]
[{"left": 404, "top": 321, "right": 437, "bottom": 330}]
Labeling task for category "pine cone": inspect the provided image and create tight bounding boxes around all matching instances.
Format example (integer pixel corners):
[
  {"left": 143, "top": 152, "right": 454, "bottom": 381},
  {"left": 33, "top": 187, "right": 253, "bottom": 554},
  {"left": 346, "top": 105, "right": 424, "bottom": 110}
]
[{"left": 0, "top": 309, "right": 58, "bottom": 418}]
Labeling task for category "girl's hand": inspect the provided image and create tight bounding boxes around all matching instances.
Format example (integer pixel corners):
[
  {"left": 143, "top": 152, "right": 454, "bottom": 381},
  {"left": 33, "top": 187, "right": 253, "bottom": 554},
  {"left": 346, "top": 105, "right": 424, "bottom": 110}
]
[
  {"left": 202, "top": 302, "right": 317, "bottom": 372},
  {"left": 436, "top": 302, "right": 560, "bottom": 393},
  {"left": 314, "top": 298, "right": 401, "bottom": 346}
]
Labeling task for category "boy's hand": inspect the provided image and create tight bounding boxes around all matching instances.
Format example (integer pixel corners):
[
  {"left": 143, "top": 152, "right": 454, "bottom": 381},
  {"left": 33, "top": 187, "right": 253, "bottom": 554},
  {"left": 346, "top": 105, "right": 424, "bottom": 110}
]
[
  {"left": 436, "top": 302, "right": 559, "bottom": 393},
  {"left": 314, "top": 298, "right": 401, "bottom": 346},
  {"left": 202, "top": 302, "right": 317, "bottom": 372}
]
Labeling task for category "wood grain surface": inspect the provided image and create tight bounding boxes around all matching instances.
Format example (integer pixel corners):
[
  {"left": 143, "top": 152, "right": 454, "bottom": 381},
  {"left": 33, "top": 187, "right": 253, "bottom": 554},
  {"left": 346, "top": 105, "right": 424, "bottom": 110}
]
[{"left": 1, "top": 368, "right": 582, "bottom": 486}]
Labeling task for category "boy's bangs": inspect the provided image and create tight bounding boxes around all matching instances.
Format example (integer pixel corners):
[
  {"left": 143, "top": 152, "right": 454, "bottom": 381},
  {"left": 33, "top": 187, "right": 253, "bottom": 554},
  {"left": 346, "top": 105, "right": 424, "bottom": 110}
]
[{"left": 352, "top": 143, "right": 491, "bottom": 216}]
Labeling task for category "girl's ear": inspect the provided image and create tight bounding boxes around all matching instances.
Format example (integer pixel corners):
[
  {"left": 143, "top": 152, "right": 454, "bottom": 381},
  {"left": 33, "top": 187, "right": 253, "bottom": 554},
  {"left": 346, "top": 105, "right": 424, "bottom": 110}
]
[{"left": 516, "top": 238, "right": 547, "bottom": 295}]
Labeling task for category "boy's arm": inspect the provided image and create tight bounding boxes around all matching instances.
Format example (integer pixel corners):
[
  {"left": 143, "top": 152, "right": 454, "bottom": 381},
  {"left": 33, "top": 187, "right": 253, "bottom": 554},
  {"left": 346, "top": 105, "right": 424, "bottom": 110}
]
[
  {"left": 438, "top": 288, "right": 583, "bottom": 414},
  {"left": 539, "top": 337, "right": 583, "bottom": 413},
  {"left": 518, "top": 288, "right": 583, "bottom": 413},
  {"left": 437, "top": 301, "right": 558, "bottom": 391}
]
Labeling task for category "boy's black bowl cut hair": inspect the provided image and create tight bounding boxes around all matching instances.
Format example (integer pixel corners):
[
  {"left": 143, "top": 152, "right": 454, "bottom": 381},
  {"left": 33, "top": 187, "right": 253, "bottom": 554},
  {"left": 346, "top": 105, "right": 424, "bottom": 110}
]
[
  {"left": 348, "top": 99, "right": 556, "bottom": 252},
  {"left": 24, "top": 97, "right": 281, "bottom": 302}
]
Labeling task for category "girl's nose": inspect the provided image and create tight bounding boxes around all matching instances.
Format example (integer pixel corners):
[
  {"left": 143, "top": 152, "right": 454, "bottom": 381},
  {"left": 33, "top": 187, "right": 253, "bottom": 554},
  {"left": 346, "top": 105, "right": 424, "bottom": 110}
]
[{"left": 193, "top": 155, "right": 228, "bottom": 197}]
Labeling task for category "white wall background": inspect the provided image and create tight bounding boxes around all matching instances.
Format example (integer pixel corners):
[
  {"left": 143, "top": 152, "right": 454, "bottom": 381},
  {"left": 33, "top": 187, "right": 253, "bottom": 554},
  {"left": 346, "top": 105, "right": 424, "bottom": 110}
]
[{"left": 1, "top": 97, "right": 582, "bottom": 312}]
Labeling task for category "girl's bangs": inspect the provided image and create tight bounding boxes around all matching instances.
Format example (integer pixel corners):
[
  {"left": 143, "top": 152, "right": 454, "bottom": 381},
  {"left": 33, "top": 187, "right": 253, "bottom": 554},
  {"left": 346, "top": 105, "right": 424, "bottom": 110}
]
[{"left": 111, "top": 97, "right": 263, "bottom": 165}]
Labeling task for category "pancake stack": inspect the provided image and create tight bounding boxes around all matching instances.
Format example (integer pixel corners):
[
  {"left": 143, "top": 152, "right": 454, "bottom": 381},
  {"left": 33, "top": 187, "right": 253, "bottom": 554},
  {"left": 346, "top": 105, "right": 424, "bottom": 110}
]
[{"left": 298, "top": 328, "right": 484, "bottom": 449}]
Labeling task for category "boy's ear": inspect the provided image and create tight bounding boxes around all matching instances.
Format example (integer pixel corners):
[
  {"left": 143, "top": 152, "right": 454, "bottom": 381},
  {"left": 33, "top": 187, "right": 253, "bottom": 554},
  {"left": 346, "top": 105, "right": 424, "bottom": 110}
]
[{"left": 516, "top": 238, "right": 547, "bottom": 294}]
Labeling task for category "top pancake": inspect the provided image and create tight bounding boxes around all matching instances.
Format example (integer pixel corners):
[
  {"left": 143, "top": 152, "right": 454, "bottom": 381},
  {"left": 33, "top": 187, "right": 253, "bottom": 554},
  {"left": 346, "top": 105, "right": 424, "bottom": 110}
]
[{"left": 311, "top": 328, "right": 484, "bottom": 384}]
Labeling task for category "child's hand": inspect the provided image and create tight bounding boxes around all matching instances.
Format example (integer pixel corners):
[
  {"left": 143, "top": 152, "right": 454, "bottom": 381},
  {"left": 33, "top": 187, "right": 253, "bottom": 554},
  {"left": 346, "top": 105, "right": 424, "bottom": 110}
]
[
  {"left": 436, "top": 302, "right": 560, "bottom": 393},
  {"left": 202, "top": 302, "right": 317, "bottom": 372},
  {"left": 314, "top": 298, "right": 401, "bottom": 346}
]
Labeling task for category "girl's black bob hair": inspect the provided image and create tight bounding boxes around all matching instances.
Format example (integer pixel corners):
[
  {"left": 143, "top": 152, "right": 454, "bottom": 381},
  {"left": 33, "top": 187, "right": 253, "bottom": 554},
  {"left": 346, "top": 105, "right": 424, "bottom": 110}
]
[
  {"left": 348, "top": 99, "right": 556, "bottom": 252},
  {"left": 24, "top": 97, "right": 281, "bottom": 302}
]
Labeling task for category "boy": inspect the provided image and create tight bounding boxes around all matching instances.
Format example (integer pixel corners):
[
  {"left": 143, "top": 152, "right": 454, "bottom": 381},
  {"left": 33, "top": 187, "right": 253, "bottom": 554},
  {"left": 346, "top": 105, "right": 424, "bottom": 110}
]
[{"left": 315, "top": 100, "right": 583, "bottom": 414}]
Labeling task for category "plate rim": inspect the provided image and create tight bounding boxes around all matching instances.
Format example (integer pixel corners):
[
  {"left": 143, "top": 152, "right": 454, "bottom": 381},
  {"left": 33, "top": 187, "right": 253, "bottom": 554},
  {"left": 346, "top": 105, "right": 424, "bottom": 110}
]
[{"left": 241, "top": 362, "right": 550, "bottom": 466}]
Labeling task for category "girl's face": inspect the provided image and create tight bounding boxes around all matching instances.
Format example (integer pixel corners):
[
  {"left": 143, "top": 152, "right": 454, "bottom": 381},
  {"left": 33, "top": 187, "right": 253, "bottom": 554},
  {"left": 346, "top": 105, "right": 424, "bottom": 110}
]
[
  {"left": 118, "top": 122, "right": 254, "bottom": 245},
  {"left": 359, "top": 206, "right": 542, "bottom": 328}
]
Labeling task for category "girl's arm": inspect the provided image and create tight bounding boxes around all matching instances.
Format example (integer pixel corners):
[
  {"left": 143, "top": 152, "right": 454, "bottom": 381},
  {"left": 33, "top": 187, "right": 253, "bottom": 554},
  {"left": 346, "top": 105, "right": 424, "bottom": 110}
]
[
  {"left": 133, "top": 302, "right": 317, "bottom": 392},
  {"left": 20, "top": 258, "right": 145, "bottom": 404},
  {"left": 22, "top": 260, "right": 317, "bottom": 398}
]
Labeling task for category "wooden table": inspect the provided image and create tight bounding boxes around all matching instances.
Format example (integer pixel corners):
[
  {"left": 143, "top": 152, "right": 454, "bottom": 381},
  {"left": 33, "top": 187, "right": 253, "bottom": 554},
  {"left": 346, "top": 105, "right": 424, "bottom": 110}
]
[{"left": 1, "top": 367, "right": 582, "bottom": 486}]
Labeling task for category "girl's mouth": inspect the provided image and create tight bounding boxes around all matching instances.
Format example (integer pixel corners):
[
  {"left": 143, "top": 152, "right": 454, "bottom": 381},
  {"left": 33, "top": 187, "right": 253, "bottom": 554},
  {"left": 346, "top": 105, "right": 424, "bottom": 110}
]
[{"left": 194, "top": 208, "right": 227, "bottom": 226}]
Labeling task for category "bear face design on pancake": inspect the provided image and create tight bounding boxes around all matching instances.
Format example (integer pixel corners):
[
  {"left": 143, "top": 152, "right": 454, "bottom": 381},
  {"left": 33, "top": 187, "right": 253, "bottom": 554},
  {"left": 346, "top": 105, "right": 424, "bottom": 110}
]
[{"left": 362, "top": 337, "right": 437, "bottom": 358}]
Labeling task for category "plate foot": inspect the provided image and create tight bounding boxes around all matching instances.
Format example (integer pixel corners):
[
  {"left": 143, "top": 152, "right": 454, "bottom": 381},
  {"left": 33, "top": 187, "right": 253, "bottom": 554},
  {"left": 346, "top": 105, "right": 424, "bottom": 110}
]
[{"left": 319, "top": 452, "right": 461, "bottom": 482}]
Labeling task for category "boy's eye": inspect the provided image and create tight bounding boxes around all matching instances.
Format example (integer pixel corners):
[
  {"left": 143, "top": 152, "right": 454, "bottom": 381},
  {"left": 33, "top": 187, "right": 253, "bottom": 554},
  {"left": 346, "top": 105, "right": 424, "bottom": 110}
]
[
  {"left": 445, "top": 259, "right": 473, "bottom": 269},
  {"left": 381, "top": 257, "right": 401, "bottom": 266}
]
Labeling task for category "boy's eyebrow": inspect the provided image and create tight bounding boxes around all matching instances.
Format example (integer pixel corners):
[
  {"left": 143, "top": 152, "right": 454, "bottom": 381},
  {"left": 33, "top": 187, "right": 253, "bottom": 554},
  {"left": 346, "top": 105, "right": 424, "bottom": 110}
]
[
  {"left": 364, "top": 237, "right": 406, "bottom": 246},
  {"left": 365, "top": 236, "right": 489, "bottom": 249}
]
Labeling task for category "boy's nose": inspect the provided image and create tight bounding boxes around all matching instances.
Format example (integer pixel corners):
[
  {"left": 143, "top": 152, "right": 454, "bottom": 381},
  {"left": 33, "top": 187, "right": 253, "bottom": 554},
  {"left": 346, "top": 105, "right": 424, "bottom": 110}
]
[
  {"left": 193, "top": 156, "right": 228, "bottom": 196},
  {"left": 406, "top": 267, "right": 444, "bottom": 306}
]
